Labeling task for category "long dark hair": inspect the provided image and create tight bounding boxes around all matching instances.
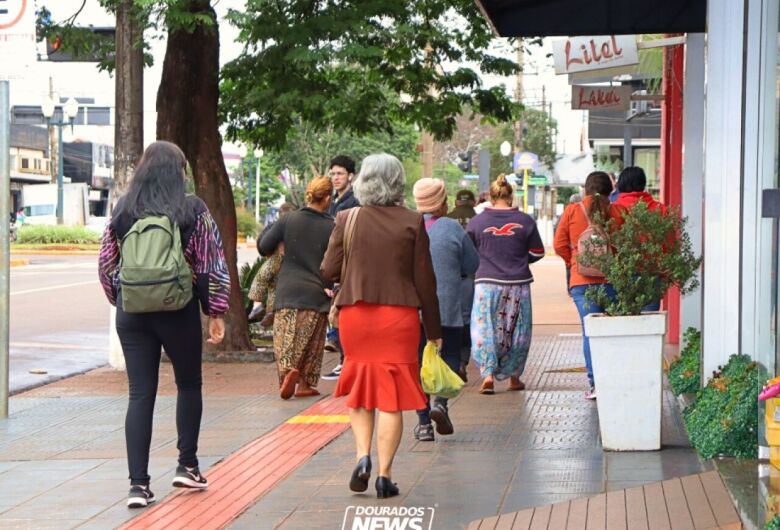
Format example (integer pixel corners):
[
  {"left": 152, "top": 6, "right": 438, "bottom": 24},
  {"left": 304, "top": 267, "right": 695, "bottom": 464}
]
[
  {"left": 125, "top": 141, "right": 189, "bottom": 224},
  {"left": 584, "top": 171, "right": 613, "bottom": 224}
]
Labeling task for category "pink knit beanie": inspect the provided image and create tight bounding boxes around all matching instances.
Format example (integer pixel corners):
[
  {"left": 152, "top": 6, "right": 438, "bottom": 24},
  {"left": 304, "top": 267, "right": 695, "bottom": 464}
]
[{"left": 413, "top": 178, "right": 447, "bottom": 213}]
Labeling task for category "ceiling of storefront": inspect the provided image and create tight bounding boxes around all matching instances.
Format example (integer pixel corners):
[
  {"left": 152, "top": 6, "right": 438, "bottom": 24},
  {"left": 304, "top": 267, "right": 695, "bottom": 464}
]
[{"left": 476, "top": 0, "right": 707, "bottom": 37}]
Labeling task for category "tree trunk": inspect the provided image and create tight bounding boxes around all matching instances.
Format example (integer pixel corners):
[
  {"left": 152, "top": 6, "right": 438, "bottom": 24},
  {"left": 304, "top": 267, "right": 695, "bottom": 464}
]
[
  {"left": 112, "top": 0, "right": 144, "bottom": 204},
  {"left": 156, "top": 0, "right": 252, "bottom": 354},
  {"left": 109, "top": 0, "right": 145, "bottom": 371}
]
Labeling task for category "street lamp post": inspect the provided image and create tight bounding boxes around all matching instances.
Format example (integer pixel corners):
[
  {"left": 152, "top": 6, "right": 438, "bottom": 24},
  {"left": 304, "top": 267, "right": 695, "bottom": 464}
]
[
  {"left": 253, "top": 148, "right": 263, "bottom": 224},
  {"left": 238, "top": 145, "right": 264, "bottom": 224},
  {"left": 42, "top": 97, "right": 79, "bottom": 225}
]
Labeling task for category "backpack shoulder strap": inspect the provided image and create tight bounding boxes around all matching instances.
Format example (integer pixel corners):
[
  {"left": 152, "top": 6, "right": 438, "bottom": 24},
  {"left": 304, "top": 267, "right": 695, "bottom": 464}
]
[{"left": 578, "top": 201, "right": 593, "bottom": 228}]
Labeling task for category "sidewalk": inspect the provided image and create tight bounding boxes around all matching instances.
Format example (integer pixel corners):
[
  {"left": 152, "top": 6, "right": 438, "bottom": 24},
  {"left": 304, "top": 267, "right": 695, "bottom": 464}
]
[{"left": 0, "top": 258, "right": 710, "bottom": 529}]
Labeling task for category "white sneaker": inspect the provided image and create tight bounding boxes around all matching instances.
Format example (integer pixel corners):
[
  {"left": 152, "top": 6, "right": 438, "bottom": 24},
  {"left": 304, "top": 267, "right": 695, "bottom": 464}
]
[
  {"left": 321, "top": 364, "right": 342, "bottom": 380},
  {"left": 584, "top": 387, "right": 597, "bottom": 400}
]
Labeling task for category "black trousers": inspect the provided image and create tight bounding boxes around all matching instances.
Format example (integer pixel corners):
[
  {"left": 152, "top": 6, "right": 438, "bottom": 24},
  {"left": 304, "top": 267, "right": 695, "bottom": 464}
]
[{"left": 116, "top": 297, "right": 203, "bottom": 485}]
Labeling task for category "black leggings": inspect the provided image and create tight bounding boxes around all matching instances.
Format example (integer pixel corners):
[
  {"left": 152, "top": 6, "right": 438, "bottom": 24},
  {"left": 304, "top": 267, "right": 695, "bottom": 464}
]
[{"left": 116, "top": 297, "right": 203, "bottom": 485}]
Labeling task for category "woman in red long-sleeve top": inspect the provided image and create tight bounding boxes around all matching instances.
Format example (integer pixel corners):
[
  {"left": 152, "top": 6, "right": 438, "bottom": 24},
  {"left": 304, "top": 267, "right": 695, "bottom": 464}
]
[{"left": 554, "top": 171, "right": 623, "bottom": 401}]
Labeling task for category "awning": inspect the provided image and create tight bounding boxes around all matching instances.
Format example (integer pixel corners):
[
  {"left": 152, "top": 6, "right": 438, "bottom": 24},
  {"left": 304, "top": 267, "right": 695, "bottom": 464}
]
[{"left": 476, "top": 0, "right": 707, "bottom": 37}]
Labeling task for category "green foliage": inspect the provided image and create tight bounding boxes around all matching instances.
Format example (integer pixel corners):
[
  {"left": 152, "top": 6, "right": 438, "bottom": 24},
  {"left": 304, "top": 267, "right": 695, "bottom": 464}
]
[
  {"left": 669, "top": 328, "right": 702, "bottom": 396},
  {"left": 239, "top": 257, "right": 264, "bottom": 314},
  {"left": 579, "top": 201, "right": 702, "bottom": 316},
  {"left": 594, "top": 152, "right": 623, "bottom": 174},
  {"left": 556, "top": 186, "right": 580, "bottom": 205},
  {"left": 765, "top": 515, "right": 780, "bottom": 530},
  {"left": 262, "top": 116, "right": 419, "bottom": 204},
  {"left": 683, "top": 354, "right": 763, "bottom": 459},
  {"left": 476, "top": 108, "right": 557, "bottom": 176},
  {"left": 235, "top": 209, "right": 260, "bottom": 238},
  {"left": 17, "top": 225, "right": 101, "bottom": 245},
  {"left": 221, "top": 0, "right": 521, "bottom": 150}
]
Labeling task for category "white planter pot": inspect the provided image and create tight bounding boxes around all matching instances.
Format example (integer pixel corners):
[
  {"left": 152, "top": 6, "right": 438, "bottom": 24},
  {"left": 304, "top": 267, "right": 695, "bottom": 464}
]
[{"left": 584, "top": 312, "right": 667, "bottom": 451}]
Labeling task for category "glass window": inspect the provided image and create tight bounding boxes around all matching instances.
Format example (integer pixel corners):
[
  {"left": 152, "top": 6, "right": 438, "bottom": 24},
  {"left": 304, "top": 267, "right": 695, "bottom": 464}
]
[
  {"left": 24, "top": 205, "right": 55, "bottom": 216},
  {"left": 633, "top": 147, "right": 661, "bottom": 197},
  {"left": 20, "top": 158, "right": 29, "bottom": 169}
]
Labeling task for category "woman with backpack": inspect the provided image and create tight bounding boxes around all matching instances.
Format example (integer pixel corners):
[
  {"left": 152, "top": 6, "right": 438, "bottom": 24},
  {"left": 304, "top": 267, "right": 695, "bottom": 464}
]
[
  {"left": 259, "top": 176, "right": 335, "bottom": 400},
  {"left": 466, "top": 174, "right": 545, "bottom": 395},
  {"left": 98, "top": 141, "right": 230, "bottom": 508},
  {"left": 553, "top": 171, "right": 623, "bottom": 400}
]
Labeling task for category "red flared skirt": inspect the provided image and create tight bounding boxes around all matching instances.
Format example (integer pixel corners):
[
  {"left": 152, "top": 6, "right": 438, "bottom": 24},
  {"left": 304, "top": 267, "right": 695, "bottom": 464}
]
[{"left": 334, "top": 302, "right": 427, "bottom": 412}]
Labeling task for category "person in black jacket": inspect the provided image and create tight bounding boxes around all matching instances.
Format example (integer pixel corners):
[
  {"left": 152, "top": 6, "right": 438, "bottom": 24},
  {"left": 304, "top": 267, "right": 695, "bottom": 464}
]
[
  {"left": 323, "top": 155, "right": 360, "bottom": 380},
  {"left": 259, "top": 177, "right": 335, "bottom": 399},
  {"left": 327, "top": 155, "right": 360, "bottom": 216}
]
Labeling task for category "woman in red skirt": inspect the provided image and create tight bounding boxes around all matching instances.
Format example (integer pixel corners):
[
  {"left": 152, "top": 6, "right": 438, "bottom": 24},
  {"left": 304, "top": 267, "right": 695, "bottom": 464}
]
[{"left": 321, "top": 153, "right": 442, "bottom": 499}]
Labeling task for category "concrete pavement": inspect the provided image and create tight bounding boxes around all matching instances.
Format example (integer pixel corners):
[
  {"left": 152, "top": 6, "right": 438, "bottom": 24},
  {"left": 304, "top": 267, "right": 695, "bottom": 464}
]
[{"left": 0, "top": 256, "right": 715, "bottom": 529}]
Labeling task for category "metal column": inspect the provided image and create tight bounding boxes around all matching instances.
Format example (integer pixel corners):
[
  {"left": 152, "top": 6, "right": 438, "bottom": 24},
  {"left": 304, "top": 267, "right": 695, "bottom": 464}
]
[{"left": 0, "top": 81, "right": 10, "bottom": 418}]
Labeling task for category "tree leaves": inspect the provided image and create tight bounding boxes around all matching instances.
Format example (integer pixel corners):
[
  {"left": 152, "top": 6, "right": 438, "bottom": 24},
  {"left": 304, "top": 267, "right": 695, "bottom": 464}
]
[
  {"left": 578, "top": 201, "right": 702, "bottom": 316},
  {"left": 221, "top": 0, "right": 519, "bottom": 150}
]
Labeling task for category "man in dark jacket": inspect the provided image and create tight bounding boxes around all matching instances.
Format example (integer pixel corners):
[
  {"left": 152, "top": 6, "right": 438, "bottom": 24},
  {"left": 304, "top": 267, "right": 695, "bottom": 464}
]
[
  {"left": 327, "top": 155, "right": 360, "bottom": 217},
  {"left": 322, "top": 155, "right": 360, "bottom": 380},
  {"left": 447, "top": 189, "right": 477, "bottom": 229}
]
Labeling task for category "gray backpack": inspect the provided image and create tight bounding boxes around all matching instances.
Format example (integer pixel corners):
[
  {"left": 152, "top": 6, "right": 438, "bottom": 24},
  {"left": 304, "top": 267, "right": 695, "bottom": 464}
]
[{"left": 119, "top": 216, "right": 193, "bottom": 313}]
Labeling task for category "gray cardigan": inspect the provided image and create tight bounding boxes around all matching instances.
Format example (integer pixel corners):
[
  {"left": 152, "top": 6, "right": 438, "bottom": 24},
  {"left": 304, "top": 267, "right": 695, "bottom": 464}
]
[{"left": 424, "top": 215, "right": 480, "bottom": 327}]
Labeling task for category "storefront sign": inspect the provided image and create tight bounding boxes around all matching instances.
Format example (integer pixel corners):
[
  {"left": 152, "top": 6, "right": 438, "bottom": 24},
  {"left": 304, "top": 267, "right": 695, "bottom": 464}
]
[
  {"left": 0, "top": 0, "right": 36, "bottom": 79},
  {"left": 572, "top": 85, "right": 632, "bottom": 111},
  {"left": 553, "top": 35, "right": 638, "bottom": 75}
]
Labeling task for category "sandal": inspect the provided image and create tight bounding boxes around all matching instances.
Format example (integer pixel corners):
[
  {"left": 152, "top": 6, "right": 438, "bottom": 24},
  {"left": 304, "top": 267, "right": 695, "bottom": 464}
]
[
  {"left": 508, "top": 379, "right": 525, "bottom": 391},
  {"left": 294, "top": 389, "right": 321, "bottom": 398},
  {"left": 280, "top": 369, "right": 300, "bottom": 400},
  {"left": 479, "top": 379, "right": 495, "bottom": 395}
]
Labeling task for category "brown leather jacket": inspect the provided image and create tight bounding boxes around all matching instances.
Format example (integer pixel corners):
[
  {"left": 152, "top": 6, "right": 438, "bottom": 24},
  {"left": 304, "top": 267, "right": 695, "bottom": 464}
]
[{"left": 320, "top": 205, "right": 442, "bottom": 340}]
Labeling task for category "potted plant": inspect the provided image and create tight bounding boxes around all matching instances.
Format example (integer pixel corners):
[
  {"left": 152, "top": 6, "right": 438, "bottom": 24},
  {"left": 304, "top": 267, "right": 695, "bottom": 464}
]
[{"left": 578, "top": 201, "right": 702, "bottom": 451}]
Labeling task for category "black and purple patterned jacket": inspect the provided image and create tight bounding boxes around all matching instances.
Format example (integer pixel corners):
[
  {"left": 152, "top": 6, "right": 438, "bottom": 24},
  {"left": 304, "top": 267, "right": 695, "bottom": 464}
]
[{"left": 98, "top": 195, "right": 230, "bottom": 317}]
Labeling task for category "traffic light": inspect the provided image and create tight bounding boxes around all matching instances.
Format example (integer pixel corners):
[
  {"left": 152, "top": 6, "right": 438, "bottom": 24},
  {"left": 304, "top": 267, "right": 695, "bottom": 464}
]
[{"left": 457, "top": 151, "right": 473, "bottom": 172}]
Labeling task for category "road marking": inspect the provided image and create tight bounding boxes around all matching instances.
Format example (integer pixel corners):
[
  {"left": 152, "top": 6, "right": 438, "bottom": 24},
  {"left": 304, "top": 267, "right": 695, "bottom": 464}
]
[
  {"left": 11, "top": 341, "right": 106, "bottom": 351},
  {"left": 11, "top": 280, "right": 98, "bottom": 296},
  {"left": 286, "top": 414, "right": 350, "bottom": 424}
]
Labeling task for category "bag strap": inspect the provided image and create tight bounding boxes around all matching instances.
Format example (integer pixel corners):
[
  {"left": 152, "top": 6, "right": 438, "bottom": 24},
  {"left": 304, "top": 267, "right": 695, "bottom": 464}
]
[
  {"left": 340, "top": 207, "right": 361, "bottom": 282},
  {"left": 578, "top": 201, "right": 593, "bottom": 228}
]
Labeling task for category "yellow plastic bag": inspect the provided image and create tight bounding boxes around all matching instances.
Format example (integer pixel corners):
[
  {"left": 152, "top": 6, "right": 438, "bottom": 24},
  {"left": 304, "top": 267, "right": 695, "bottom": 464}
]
[{"left": 420, "top": 341, "right": 464, "bottom": 399}]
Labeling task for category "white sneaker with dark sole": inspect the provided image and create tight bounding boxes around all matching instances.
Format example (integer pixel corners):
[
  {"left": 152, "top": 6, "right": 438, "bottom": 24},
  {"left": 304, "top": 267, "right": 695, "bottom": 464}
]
[
  {"left": 321, "top": 364, "right": 342, "bottom": 380},
  {"left": 172, "top": 465, "right": 209, "bottom": 489},
  {"left": 127, "top": 485, "right": 156, "bottom": 508}
]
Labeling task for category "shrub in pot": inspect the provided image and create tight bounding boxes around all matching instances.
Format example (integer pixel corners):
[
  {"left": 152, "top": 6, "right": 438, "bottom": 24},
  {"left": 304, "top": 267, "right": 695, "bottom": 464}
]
[{"left": 578, "top": 201, "right": 702, "bottom": 450}]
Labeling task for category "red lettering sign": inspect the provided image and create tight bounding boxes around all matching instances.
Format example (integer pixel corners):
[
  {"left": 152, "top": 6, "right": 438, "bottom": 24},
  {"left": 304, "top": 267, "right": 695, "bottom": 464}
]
[
  {"left": 573, "top": 86, "right": 632, "bottom": 111},
  {"left": 555, "top": 35, "right": 637, "bottom": 75}
]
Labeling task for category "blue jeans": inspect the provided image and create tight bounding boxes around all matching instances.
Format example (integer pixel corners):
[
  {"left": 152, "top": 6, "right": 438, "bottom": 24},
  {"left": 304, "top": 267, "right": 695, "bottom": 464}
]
[
  {"left": 569, "top": 284, "right": 617, "bottom": 388},
  {"left": 326, "top": 326, "right": 342, "bottom": 363}
]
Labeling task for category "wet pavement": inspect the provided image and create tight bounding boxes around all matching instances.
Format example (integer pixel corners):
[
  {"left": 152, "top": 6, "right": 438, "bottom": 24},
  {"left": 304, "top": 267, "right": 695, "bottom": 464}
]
[{"left": 0, "top": 257, "right": 714, "bottom": 529}]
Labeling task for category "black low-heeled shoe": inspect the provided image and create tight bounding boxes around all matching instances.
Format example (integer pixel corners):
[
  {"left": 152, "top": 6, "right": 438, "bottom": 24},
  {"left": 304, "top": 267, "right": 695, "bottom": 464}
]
[
  {"left": 349, "top": 455, "right": 372, "bottom": 492},
  {"left": 375, "top": 476, "right": 399, "bottom": 499}
]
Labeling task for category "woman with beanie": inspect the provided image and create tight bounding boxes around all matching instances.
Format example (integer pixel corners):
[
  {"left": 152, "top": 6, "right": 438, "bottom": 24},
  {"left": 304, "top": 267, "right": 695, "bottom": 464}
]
[
  {"left": 260, "top": 176, "right": 335, "bottom": 399},
  {"left": 411, "top": 178, "right": 479, "bottom": 442},
  {"left": 466, "top": 174, "right": 544, "bottom": 395},
  {"left": 554, "top": 171, "right": 623, "bottom": 400},
  {"left": 321, "top": 154, "right": 441, "bottom": 499}
]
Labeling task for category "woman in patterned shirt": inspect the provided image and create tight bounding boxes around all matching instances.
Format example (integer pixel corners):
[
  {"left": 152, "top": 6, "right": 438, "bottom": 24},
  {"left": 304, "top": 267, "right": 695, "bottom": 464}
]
[{"left": 98, "top": 141, "right": 230, "bottom": 508}]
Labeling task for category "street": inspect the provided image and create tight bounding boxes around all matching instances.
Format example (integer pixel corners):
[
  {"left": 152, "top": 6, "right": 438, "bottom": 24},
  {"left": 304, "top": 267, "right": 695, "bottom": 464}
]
[
  {"left": 7, "top": 247, "right": 261, "bottom": 394},
  {"left": 9, "top": 254, "right": 108, "bottom": 394}
]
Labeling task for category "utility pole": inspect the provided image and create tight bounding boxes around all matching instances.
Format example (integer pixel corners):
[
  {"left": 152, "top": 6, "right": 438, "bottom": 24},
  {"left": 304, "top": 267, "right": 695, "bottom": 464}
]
[
  {"left": 48, "top": 77, "right": 57, "bottom": 184},
  {"left": 0, "top": 81, "right": 10, "bottom": 418},
  {"left": 514, "top": 40, "right": 524, "bottom": 153}
]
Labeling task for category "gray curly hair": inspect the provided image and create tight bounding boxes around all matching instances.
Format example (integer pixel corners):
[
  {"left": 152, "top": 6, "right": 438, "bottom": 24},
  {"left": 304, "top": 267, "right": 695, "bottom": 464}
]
[{"left": 353, "top": 153, "right": 405, "bottom": 206}]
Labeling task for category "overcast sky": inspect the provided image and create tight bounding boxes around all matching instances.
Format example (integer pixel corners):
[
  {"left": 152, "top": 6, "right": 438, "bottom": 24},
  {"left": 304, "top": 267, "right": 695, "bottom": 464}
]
[{"left": 31, "top": 1, "right": 583, "bottom": 155}]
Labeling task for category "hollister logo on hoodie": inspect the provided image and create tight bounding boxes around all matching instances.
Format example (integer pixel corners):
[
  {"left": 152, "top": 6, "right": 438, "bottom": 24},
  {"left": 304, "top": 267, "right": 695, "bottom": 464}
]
[{"left": 483, "top": 223, "right": 523, "bottom": 237}]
